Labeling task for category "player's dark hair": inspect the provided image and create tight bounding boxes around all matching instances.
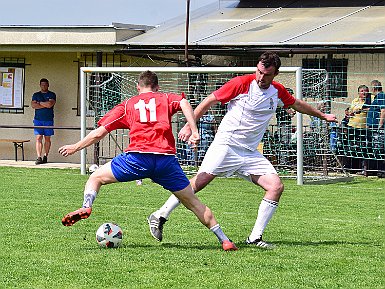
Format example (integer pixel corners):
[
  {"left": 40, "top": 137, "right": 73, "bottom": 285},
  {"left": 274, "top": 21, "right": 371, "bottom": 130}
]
[
  {"left": 138, "top": 70, "right": 158, "bottom": 90},
  {"left": 40, "top": 78, "right": 49, "bottom": 84},
  {"left": 258, "top": 51, "right": 281, "bottom": 72},
  {"left": 371, "top": 80, "right": 382, "bottom": 92},
  {"left": 358, "top": 84, "right": 369, "bottom": 92}
]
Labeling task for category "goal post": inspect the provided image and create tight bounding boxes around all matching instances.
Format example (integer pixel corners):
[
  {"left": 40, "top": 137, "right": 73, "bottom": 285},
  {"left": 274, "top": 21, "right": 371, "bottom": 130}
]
[{"left": 79, "top": 66, "right": 343, "bottom": 185}]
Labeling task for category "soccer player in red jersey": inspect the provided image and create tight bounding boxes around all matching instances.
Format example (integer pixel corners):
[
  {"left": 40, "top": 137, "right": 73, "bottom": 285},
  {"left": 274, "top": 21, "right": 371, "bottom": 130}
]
[{"left": 58, "top": 70, "right": 237, "bottom": 251}]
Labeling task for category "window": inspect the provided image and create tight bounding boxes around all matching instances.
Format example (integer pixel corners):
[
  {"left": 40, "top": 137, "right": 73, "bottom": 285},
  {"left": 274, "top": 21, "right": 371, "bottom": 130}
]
[{"left": 0, "top": 58, "right": 26, "bottom": 114}]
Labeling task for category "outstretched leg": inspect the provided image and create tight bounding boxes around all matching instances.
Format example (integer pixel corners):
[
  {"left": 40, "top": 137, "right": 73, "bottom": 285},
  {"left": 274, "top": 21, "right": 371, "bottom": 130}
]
[
  {"left": 147, "top": 172, "right": 215, "bottom": 241},
  {"left": 62, "top": 162, "right": 118, "bottom": 226},
  {"left": 173, "top": 184, "right": 237, "bottom": 251}
]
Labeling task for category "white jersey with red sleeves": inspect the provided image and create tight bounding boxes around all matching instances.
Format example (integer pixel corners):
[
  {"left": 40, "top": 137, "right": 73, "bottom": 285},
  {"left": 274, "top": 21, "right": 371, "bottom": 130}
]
[
  {"left": 97, "top": 91, "right": 184, "bottom": 155},
  {"left": 213, "top": 74, "right": 296, "bottom": 151}
]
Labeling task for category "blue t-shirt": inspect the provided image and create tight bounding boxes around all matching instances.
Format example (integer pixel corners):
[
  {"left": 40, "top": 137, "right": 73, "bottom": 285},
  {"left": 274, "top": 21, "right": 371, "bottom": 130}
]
[
  {"left": 32, "top": 91, "right": 56, "bottom": 121},
  {"left": 199, "top": 114, "right": 215, "bottom": 139},
  {"left": 367, "top": 91, "right": 385, "bottom": 128}
]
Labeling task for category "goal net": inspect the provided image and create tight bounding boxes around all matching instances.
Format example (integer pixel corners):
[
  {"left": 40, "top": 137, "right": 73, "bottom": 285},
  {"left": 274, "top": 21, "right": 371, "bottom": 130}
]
[{"left": 79, "top": 67, "right": 349, "bottom": 184}]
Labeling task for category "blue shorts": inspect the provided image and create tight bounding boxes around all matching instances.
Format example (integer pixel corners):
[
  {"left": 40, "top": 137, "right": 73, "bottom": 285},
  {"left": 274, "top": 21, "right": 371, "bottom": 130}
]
[
  {"left": 111, "top": 152, "right": 190, "bottom": 192},
  {"left": 33, "top": 120, "right": 54, "bottom": 136}
]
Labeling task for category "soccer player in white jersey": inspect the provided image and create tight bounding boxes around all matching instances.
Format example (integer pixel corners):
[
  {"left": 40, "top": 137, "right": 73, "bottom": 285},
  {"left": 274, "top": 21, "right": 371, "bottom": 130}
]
[
  {"left": 147, "top": 51, "right": 337, "bottom": 248},
  {"left": 58, "top": 70, "right": 237, "bottom": 251}
]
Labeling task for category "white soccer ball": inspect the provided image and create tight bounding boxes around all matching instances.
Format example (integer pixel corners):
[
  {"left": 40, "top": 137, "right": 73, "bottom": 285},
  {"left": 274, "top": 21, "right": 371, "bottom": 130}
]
[
  {"left": 96, "top": 223, "right": 123, "bottom": 248},
  {"left": 88, "top": 164, "right": 99, "bottom": 174}
]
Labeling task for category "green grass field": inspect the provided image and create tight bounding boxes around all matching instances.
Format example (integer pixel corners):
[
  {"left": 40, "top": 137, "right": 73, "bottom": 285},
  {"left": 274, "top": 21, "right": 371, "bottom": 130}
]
[{"left": 0, "top": 166, "right": 384, "bottom": 289}]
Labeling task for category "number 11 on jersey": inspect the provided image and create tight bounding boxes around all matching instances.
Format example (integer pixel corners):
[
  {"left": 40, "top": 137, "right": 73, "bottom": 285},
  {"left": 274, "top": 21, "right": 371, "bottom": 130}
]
[{"left": 134, "top": 98, "right": 157, "bottom": 122}]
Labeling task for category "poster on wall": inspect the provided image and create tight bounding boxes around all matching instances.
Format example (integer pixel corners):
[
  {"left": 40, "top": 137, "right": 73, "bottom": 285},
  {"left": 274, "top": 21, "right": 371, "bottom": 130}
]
[{"left": 0, "top": 67, "right": 24, "bottom": 109}]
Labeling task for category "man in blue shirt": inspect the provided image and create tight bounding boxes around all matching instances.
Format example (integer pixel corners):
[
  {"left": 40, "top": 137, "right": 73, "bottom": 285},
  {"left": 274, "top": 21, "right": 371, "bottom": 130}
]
[
  {"left": 366, "top": 80, "right": 385, "bottom": 177},
  {"left": 31, "top": 78, "right": 56, "bottom": 164}
]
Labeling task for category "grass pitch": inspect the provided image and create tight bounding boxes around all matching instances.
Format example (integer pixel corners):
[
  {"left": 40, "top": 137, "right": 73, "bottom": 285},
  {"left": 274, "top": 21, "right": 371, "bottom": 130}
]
[{"left": 0, "top": 166, "right": 384, "bottom": 289}]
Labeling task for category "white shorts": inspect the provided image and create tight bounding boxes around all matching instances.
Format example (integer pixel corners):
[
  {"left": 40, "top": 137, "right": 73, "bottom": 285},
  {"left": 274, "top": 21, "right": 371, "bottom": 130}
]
[{"left": 198, "top": 143, "right": 277, "bottom": 182}]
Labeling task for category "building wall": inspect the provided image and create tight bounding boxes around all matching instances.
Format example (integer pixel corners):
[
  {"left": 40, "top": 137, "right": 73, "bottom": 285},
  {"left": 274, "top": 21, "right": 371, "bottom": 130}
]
[{"left": 0, "top": 51, "right": 80, "bottom": 163}]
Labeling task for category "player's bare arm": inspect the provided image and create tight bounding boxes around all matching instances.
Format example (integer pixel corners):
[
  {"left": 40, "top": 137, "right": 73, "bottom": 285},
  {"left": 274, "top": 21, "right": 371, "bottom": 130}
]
[
  {"left": 39, "top": 99, "right": 56, "bottom": 108},
  {"left": 31, "top": 99, "right": 56, "bottom": 109},
  {"left": 178, "top": 93, "right": 219, "bottom": 142},
  {"left": 31, "top": 100, "right": 43, "bottom": 109},
  {"left": 290, "top": 99, "right": 337, "bottom": 122},
  {"left": 58, "top": 126, "right": 109, "bottom": 157},
  {"left": 179, "top": 98, "right": 200, "bottom": 147}
]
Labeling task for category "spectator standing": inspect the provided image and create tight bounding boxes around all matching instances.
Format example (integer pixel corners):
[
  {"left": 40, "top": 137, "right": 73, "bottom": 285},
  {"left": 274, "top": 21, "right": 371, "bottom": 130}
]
[
  {"left": 366, "top": 80, "right": 385, "bottom": 178},
  {"left": 309, "top": 101, "right": 326, "bottom": 132},
  {"left": 197, "top": 112, "right": 216, "bottom": 162},
  {"left": 31, "top": 78, "right": 56, "bottom": 165},
  {"left": 346, "top": 85, "right": 371, "bottom": 172},
  {"left": 337, "top": 107, "right": 352, "bottom": 169},
  {"left": 185, "top": 112, "right": 216, "bottom": 165},
  {"left": 340, "top": 107, "right": 351, "bottom": 127}
]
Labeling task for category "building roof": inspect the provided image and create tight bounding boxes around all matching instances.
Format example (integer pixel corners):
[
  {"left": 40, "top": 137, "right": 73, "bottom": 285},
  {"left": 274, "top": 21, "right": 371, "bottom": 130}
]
[
  {"left": 0, "top": 23, "right": 153, "bottom": 52},
  {"left": 119, "top": 0, "right": 385, "bottom": 54}
]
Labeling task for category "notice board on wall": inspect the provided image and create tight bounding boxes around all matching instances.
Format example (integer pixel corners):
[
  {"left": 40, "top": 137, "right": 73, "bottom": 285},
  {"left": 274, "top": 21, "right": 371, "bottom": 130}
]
[{"left": 0, "top": 67, "right": 24, "bottom": 109}]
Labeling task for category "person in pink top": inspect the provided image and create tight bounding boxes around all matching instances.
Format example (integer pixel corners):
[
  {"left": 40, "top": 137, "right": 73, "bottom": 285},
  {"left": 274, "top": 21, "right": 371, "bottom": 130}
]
[
  {"left": 148, "top": 51, "right": 337, "bottom": 249},
  {"left": 58, "top": 70, "right": 237, "bottom": 251}
]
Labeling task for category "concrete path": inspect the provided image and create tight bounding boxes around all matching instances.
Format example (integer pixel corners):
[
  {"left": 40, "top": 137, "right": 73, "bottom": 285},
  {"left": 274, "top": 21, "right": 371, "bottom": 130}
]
[{"left": 0, "top": 160, "right": 81, "bottom": 169}]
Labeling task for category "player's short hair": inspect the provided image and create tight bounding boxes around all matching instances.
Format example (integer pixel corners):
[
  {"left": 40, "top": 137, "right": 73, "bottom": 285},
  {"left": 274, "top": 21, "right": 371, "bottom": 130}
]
[
  {"left": 258, "top": 51, "right": 281, "bottom": 72},
  {"left": 138, "top": 70, "right": 159, "bottom": 90},
  {"left": 40, "top": 78, "right": 49, "bottom": 84},
  {"left": 358, "top": 84, "right": 369, "bottom": 92},
  {"left": 371, "top": 80, "right": 382, "bottom": 92}
]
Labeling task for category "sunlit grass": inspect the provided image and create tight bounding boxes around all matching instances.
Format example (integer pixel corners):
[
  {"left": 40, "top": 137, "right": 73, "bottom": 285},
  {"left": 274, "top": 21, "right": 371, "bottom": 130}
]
[{"left": 0, "top": 167, "right": 384, "bottom": 289}]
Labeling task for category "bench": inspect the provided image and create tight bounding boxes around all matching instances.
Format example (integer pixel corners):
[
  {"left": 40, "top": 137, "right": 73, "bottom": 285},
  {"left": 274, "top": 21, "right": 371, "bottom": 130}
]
[{"left": 0, "top": 139, "right": 30, "bottom": 161}]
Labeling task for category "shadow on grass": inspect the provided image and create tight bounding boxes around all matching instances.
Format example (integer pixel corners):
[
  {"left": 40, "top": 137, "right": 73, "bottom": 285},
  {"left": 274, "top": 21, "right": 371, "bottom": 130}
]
[
  {"left": 237, "top": 240, "right": 377, "bottom": 247},
  {"left": 131, "top": 243, "right": 222, "bottom": 250},
  {"left": 84, "top": 239, "right": 379, "bottom": 252},
  {"left": 84, "top": 242, "right": 222, "bottom": 251}
]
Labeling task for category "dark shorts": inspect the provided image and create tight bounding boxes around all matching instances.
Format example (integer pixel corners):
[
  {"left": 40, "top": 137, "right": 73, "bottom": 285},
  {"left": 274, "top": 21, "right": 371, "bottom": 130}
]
[
  {"left": 33, "top": 120, "right": 54, "bottom": 136},
  {"left": 111, "top": 152, "right": 190, "bottom": 192}
]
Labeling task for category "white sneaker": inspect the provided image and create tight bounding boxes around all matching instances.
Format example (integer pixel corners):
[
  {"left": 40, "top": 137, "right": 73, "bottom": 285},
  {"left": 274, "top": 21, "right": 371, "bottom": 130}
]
[{"left": 245, "top": 237, "right": 275, "bottom": 249}]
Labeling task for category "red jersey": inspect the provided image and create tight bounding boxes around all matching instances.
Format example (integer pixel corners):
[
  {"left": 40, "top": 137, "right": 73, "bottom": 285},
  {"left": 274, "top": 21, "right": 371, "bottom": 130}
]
[{"left": 97, "top": 91, "right": 184, "bottom": 155}]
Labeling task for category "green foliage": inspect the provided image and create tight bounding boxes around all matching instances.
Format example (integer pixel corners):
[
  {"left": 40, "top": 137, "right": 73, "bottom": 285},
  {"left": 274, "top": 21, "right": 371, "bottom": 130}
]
[{"left": 0, "top": 167, "right": 384, "bottom": 289}]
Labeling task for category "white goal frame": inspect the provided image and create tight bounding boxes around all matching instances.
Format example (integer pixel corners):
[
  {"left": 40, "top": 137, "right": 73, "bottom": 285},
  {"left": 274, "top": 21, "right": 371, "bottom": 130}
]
[{"left": 80, "top": 66, "right": 305, "bottom": 184}]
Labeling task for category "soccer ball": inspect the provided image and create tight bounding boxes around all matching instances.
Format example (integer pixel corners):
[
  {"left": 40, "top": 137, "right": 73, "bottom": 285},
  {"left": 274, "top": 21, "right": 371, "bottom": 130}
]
[{"left": 96, "top": 223, "right": 123, "bottom": 248}]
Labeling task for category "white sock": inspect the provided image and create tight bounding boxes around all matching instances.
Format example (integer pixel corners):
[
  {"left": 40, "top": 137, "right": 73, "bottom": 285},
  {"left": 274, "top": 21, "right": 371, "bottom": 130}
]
[
  {"left": 210, "top": 224, "right": 229, "bottom": 243},
  {"left": 248, "top": 198, "right": 278, "bottom": 242},
  {"left": 153, "top": 194, "right": 181, "bottom": 219},
  {"left": 82, "top": 189, "right": 97, "bottom": 208}
]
